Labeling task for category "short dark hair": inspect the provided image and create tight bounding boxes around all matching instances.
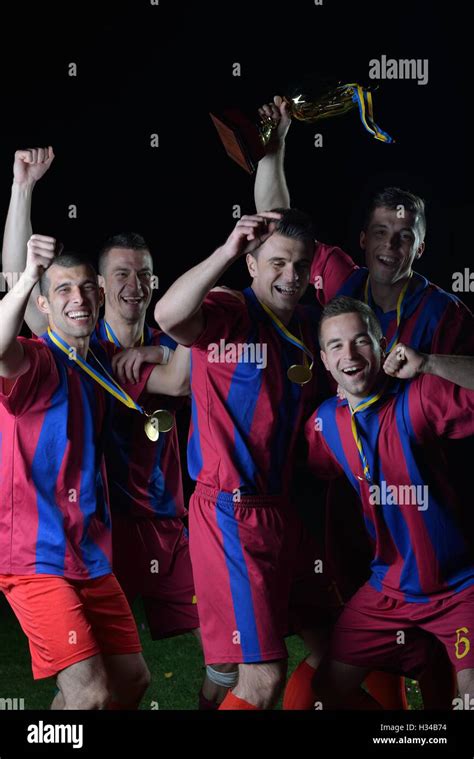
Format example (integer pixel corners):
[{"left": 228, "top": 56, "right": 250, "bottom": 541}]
[
  {"left": 318, "top": 295, "right": 383, "bottom": 346},
  {"left": 39, "top": 253, "right": 97, "bottom": 297},
  {"left": 252, "top": 207, "right": 315, "bottom": 256},
  {"left": 364, "top": 187, "right": 426, "bottom": 241},
  {"left": 98, "top": 232, "right": 150, "bottom": 275}
]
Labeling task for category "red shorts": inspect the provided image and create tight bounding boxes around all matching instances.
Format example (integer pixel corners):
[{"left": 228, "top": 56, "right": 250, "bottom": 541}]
[
  {"left": 189, "top": 484, "right": 340, "bottom": 665},
  {"left": 330, "top": 581, "right": 474, "bottom": 676},
  {"left": 288, "top": 523, "right": 344, "bottom": 634},
  {"left": 0, "top": 573, "right": 141, "bottom": 680},
  {"left": 112, "top": 514, "right": 199, "bottom": 639}
]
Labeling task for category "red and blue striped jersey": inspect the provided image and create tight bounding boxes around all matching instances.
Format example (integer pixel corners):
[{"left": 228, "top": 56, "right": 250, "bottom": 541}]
[
  {"left": 306, "top": 375, "right": 474, "bottom": 601},
  {"left": 311, "top": 243, "right": 474, "bottom": 354},
  {"left": 0, "top": 335, "right": 150, "bottom": 578},
  {"left": 188, "top": 288, "right": 321, "bottom": 496},
  {"left": 94, "top": 318, "right": 185, "bottom": 519}
]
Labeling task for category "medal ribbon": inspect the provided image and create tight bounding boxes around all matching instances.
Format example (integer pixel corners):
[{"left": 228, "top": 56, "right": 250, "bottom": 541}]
[
  {"left": 47, "top": 328, "right": 145, "bottom": 414},
  {"left": 104, "top": 320, "right": 144, "bottom": 347},
  {"left": 258, "top": 299, "right": 314, "bottom": 370},
  {"left": 364, "top": 272, "right": 413, "bottom": 353},
  {"left": 349, "top": 386, "right": 386, "bottom": 482}
]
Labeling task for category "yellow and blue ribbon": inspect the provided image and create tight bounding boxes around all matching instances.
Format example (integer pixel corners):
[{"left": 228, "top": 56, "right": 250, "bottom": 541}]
[
  {"left": 47, "top": 328, "right": 144, "bottom": 414},
  {"left": 364, "top": 272, "right": 412, "bottom": 353},
  {"left": 349, "top": 387, "right": 386, "bottom": 483},
  {"left": 258, "top": 299, "right": 314, "bottom": 370},
  {"left": 104, "top": 320, "right": 145, "bottom": 347},
  {"left": 348, "top": 83, "right": 393, "bottom": 144}
]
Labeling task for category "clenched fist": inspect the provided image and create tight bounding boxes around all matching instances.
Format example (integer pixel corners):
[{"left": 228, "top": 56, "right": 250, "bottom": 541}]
[
  {"left": 13, "top": 147, "right": 55, "bottom": 186},
  {"left": 25, "top": 234, "right": 57, "bottom": 283}
]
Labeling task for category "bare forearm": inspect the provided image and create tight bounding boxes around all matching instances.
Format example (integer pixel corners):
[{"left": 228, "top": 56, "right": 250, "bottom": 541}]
[
  {"left": 0, "top": 271, "right": 36, "bottom": 372},
  {"left": 423, "top": 354, "right": 474, "bottom": 390},
  {"left": 2, "top": 182, "right": 46, "bottom": 335},
  {"left": 155, "top": 245, "right": 236, "bottom": 333},
  {"left": 254, "top": 149, "right": 290, "bottom": 213},
  {"left": 147, "top": 346, "right": 190, "bottom": 396},
  {"left": 161, "top": 345, "right": 190, "bottom": 395},
  {"left": 2, "top": 183, "right": 33, "bottom": 275}
]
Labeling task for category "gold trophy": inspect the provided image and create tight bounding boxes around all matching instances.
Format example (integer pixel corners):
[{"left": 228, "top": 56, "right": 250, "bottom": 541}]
[{"left": 210, "top": 81, "right": 393, "bottom": 174}]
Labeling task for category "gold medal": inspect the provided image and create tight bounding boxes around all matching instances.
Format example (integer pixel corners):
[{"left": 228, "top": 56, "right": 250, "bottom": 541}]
[
  {"left": 253, "top": 295, "right": 315, "bottom": 386},
  {"left": 153, "top": 409, "right": 175, "bottom": 432},
  {"left": 287, "top": 364, "right": 313, "bottom": 385},
  {"left": 144, "top": 409, "right": 175, "bottom": 441},
  {"left": 144, "top": 417, "right": 160, "bottom": 442}
]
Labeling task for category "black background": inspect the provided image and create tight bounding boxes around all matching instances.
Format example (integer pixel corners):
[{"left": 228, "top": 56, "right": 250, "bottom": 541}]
[{"left": 0, "top": 0, "right": 472, "bottom": 312}]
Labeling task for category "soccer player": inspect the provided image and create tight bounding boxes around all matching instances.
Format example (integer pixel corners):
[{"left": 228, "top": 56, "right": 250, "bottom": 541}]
[
  {"left": 95, "top": 233, "right": 234, "bottom": 708},
  {"left": 305, "top": 295, "right": 474, "bottom": 706},
  {"left": 0, "top": 236, "right": 187, "bottom": 709},
  {"left": 1, "top": 148, "right": 234, "bottom": 708},
  {"left": 254, "top": 96, "right": 473, "bottom": 708},
  {"left": 155, "top": 209, "right": 336, "bottom": 710}
]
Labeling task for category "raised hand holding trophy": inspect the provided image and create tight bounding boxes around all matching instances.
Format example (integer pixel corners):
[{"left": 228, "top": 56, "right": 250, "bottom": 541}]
[{"left": 210, "top": 81, "right": 393, "bottom": 174}]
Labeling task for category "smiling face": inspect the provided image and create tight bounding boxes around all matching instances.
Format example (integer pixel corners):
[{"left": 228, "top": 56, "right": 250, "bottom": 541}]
[
  {"left": 246, "top": 233, "right": 313, "bottom": 320},
  {"left": 38, "top": 263, "right": 102, "bottom": 340},
  {"left": 320, "top": 311, "right": 385, "bottom": 403},
  {"left": 360, "top": 206, "right": 425, "bottom": 287},
  {"left": 99, "top": 247, "right": 153, "bottom": 324}
]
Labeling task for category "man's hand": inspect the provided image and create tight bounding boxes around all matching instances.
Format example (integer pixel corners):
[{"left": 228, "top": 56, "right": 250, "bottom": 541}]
[
  {"left": 13, "top": 147, "right": 55, "bottom": 186},
  {"left": 24, "top": 235, "right": 57, "bottom": 284},
  {"left": 223, "top": 211, "right": 282, "bottom": 259},
  {"left": 383, "top": 343, "right": 427, "bottom": 380},
  {"left": 258, "top": 95, "right": 292, "bottom": 152},
  {"left": 112, "top": 345, "right": 167, "bottom": 385}
]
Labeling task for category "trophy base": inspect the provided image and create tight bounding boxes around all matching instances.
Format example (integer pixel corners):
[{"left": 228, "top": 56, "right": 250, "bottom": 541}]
[{"left": 210, "top": 109, "right": 266, "bottom": 174}]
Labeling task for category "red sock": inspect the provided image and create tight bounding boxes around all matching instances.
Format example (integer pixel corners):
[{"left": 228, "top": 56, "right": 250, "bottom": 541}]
[
  {"left": 364, "top": 671, "right": 408, "bottom": 710},
  {"left": 218, "top": 691, "right": 260, "bottom": 710},
  {"left": 283, "top": 659, "right": 317, "bottom": 710}
]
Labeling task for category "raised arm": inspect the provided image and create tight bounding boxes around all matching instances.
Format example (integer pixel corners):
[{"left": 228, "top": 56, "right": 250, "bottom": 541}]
[
  {"left": 384, "top": 344, "right": 474, "bottom": 390},
  {"left": 254, "top": 96, "right": 291, "bottom": 213},
  {"left": 154, "top": 212, "right": 281, "bottom": 345},
  {"left": 0, "top": 235, "right": 56, "bottom": 378},
  {"left": 1, "top": 148, "right": 54, "bottom": 336}
]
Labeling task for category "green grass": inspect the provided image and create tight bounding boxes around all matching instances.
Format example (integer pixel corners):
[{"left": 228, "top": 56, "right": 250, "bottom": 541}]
[{"left": 0, "top": 597, "right": 422, "bottom": 710}]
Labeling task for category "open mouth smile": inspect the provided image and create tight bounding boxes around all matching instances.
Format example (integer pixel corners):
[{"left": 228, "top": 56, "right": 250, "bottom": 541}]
[{"left": 66, "top": 310, "right": 92, "bottom": 323}]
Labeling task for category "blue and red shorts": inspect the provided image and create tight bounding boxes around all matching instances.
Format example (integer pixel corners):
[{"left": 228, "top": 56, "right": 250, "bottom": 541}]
[
  {"left": 188, "top": 484, "right": 340, "bottom": 664},
  {"left": 330, "top": 581, "right": 474, "bottom": 676}
]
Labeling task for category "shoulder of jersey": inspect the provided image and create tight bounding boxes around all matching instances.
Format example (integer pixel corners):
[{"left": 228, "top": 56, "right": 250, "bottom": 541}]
[
  {"left": 428, "top": 279, "right": 470, "bottom": 309},
  {"left": 209, "top": 286, "right": 246, "bottom": 303}
]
